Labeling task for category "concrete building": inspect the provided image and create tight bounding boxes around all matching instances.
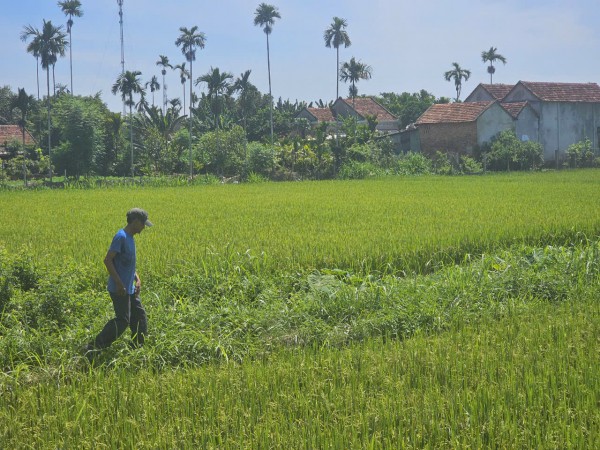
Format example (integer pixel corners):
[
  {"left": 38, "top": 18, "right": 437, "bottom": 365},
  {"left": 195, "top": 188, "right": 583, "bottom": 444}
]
[
  {"left": 502, "top": 81, "right": 600, "bottom": 162},
  {"left": 406, "top": 81, "right": 600, "bottom": 163},
  {"left": 407, "top": 101, "right": 513, "bottom": 156}
]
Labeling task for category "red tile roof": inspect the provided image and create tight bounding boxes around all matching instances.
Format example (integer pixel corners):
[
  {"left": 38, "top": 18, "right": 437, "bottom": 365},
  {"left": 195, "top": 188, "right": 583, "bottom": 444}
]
[
  {"left": 342, "top": 97, "right": 397, "bottom": 121},
  {"left": 0, "top": 125, "right": 35, "bottom": 148},
  {"left": 307, "top": 107, "right": 335, "bottom": 122},
  {"left": 478, "top": 84, "right": 514, "bottom": 100},
  {"left": 500, "top": 101, "right": 530, "bottom": 118},
  {"left": 416, "top": 102, "right": 494, "bottom": 124},
  {"left": 519, "top": 81, "right": 600, "bottom": 102}
]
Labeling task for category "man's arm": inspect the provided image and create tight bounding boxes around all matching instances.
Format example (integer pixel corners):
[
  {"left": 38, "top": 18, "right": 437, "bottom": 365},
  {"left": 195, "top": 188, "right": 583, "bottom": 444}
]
[
  {"left": 104, "top": 250, "right": 127, "bottom": 296},
  {"left": 134, "top": 272, "right": 141, "bottom": 295}
]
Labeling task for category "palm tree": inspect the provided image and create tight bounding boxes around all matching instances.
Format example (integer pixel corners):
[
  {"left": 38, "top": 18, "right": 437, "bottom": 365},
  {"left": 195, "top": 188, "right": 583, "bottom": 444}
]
[
  {"left": 481, "top": 46, "right": 507, "bottom": 84},
  {"left": 112, "top": 70, "right": 144, "bottom": 177},
  {"left": 197, "top": 67, "right": 233, "bottom": 175},
  {"left": 20, "top": 27, "right": 42, "bottom": 100},
  {"left": 232, "top": 70, "right": 254, "bottom": 133},
  {"left": 173, "top": 62, "right": 189, "bottom": 114},
  {"left": 444, "top": 62, "right": 471, "bottom": 102},
  {"left": 196, "top": 67, "right": 233, "bottom": 130},
  {"left": 156, "top": 55, "right": 171, "bottom": 113},
  {"left": 135, "top": 104, "right": 186, "bottom": 173},
  {"left": 146, "top": 75, "right": 160, "bottom": 107},
  {"left": 253, "top": 3, "right": 281, "bottom": 144},
  {"left": 21, "top": 20, "right": 67, "bottom": 181},
  {"left": 10, "top": 88, "right": 36, "bottom": 185},
  {"left": 324, "top": 17, "right": 351, "bottom": 99},
  {"left": 58, "top": 0, "right": 83, "bottom": 95},
  {"left": 175, "top": 25, "right": 206, "bottom": 177},
  {"left": 339, "top": 57, "right": 372, "bottom": 106}
]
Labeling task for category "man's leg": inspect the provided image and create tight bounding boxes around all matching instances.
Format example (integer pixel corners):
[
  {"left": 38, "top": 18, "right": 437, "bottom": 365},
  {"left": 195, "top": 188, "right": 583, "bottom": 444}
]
[
  {"left": 93, "top": 293, "right": 131, "bottom": 349},
  {"left": 129, "top": 294, "right": 147, "bottom": 347}
]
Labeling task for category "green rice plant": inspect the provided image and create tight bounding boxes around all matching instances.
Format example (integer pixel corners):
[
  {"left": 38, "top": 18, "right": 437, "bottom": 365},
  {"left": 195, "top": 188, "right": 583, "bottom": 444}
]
[
  {"left": 0, "top": 297, "right": 597, "bottom": 448},
  {"left": 0, "top": 171, "right": 598, "bottom": 278}
]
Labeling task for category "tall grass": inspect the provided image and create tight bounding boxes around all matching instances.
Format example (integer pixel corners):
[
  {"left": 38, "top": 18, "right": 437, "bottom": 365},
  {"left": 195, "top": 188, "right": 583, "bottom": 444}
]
[{"left": 1, "top": 298, "right": 597, "bottom": 448}]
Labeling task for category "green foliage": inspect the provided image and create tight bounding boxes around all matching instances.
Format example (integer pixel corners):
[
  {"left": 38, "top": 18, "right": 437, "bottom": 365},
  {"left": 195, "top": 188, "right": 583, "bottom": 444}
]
[
  {"left": 376, "top": 90, "right": 448, "bottom": 129},
  {"left": 337, "top": 160, "right": 383, "bottom": 179},
  {"left": 487, "top": 130, "right": 544, "bottom": 171},
  {"left": 566, "top": 138, "right": 597, "bottom": 168},
  {"left": 199, "top": 125, "right": 247, "bottom": 176},
  {"left": 431, "top": 151, "right": 455, "bottom": 175},
  {"left": 395, "top": 151, "right": 433, "bottom": 175},
  {"left": 460, "top": 154, "right": 483, "bottom": 174},
  {"left": 52, "top": 95, "right": 110, "bottom": 177},
  {"left": 246, "top": 141, "right": 275, "bottom": 177}
]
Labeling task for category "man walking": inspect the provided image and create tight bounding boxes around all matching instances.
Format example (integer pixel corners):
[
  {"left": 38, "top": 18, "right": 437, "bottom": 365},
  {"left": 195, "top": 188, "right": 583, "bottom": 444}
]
[{"left": 86, "top": 208, "right": 153, "bottom": 355}]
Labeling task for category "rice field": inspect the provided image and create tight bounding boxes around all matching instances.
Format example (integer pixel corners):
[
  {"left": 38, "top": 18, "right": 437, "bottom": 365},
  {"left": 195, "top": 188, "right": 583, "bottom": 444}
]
[
  {"left": 0, "top": 170, "right": 598, "bottom": 276},
  {"left": 0, "top": 169, "right": 599, "bottom": 448}
]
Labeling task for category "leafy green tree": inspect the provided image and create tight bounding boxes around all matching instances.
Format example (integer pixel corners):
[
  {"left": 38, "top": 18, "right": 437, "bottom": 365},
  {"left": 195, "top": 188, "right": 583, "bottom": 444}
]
[
  {"left": 135, "top": 104, "right": 186, "bottom": 174},
  {"left": 254, "top": 3, "right": 281, "bottom": 144},
  {"left": 444, "top": 62, "right": 471, "bottom": 102},
  {"left": 98, "top": 111, "right": 124, "bottom": 175},
  {"left": 339, "top": 57, "right": 372, "bottom": 106},
  {"left": 58, "top": 0, "right": 83, "bottom": 95},
  {"left": 0, "top": 86, "right": 16, "bottom": 124},
  {"left": 481, "top": 46, "right": 506, "bottom": 84},
  {"left": 52, "top": 95, "right": 107, "bottom": 177},
  {"left": 21, "top": 20, "right": 67, "bottom": 181},
  {"left": 324, "top": 17, "right": 351, "bottom": 99},
  {"left": 175, "top": 25, "right": 206, "bottom": 177},
  {"left": 111, "top": 70, "right": 144, "bottom": 177},
  {"left": 487, "top": 130, "right": 542, "bottom": 171},
  {"left": 566, "top": 138, "right": 595, "bottom": 168},
  {"left": 200, "top": 125, "right": 247, "bottom": 176},
  {"left": 376, "top": 90, "right": 448, "bottom": 129},
  {"left": 246, "top": 141, "right": 275, "bottom": 177}
]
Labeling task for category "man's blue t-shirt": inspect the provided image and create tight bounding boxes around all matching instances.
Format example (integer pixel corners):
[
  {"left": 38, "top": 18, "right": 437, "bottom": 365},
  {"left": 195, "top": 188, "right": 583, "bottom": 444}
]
[{"left": 107, "top": 229, "right": 137, "bottom": 294}]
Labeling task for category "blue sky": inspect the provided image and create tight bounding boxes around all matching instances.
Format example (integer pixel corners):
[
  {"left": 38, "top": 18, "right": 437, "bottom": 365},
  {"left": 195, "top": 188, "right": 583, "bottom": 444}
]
[{"left": 2, "top": 0, "right": 599, "bottom": 112}]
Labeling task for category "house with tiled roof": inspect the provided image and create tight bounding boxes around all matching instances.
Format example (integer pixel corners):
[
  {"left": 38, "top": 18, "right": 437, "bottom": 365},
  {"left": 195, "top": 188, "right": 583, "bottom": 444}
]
[
  {"left": 0, "top": 125, "right": 36, "bottom": 159},
  {"left": 501, "top": 81, "right": 600, "bottom": 161},
  {"left": 296, "top": 97, "right": 398, "bottom": 133},
  {"left": 410, "top": 101, "right": 513, "bottom": 155},
  {"left": 406, "top": 81, "right": 600, "bottom": 163},
  {"left": 465, "top": 84, "right": 514, "bottom": 102}
]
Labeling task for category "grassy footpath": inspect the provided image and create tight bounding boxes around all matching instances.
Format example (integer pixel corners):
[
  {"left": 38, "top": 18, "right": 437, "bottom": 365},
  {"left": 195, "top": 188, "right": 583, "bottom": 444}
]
[{"left": 0, "top": 297, "right": 597, "bottom": 449}]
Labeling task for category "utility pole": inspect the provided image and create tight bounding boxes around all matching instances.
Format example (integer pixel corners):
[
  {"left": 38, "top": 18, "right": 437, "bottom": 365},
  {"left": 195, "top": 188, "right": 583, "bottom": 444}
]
[{"left": 117, "top": 0, "right": 125, "bottom": 116}]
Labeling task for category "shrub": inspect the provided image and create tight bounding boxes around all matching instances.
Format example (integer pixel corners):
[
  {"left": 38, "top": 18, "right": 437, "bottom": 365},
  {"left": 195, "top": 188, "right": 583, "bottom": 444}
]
[
  {"left": 460, "top": 155, "right": 483, "bottom": 174},
  {"left": 337, "top": 161, "right": 383, "bottom": 179},
  {"left": 395, "top": 152, "right": 433, "bottom": 175},
  {"left": 566, "top": 138, "right": 597, "bottom": 168}
]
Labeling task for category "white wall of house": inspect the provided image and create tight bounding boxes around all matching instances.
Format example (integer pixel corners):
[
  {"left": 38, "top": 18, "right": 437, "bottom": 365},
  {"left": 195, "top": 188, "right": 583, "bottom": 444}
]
[
  {"left": 536, "top": 102, "right": 600, "bottom": 161},
  {"left": 515, "top": 107, "right": 539, "bottom": 144},
  {"left": 476, "top": 103, "right": 514, "bottom": 146}
]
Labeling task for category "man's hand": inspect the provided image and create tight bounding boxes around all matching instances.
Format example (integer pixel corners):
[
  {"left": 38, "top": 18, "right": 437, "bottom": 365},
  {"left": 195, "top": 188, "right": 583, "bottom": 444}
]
[{"left": 115, "top": 280, "right": 128, "bottom": 297}]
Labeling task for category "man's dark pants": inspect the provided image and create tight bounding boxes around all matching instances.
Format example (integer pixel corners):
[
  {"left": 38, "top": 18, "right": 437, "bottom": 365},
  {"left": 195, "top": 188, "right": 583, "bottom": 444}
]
[{"left": 94, "top": 293, "right": 147, "bottom": 348}]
